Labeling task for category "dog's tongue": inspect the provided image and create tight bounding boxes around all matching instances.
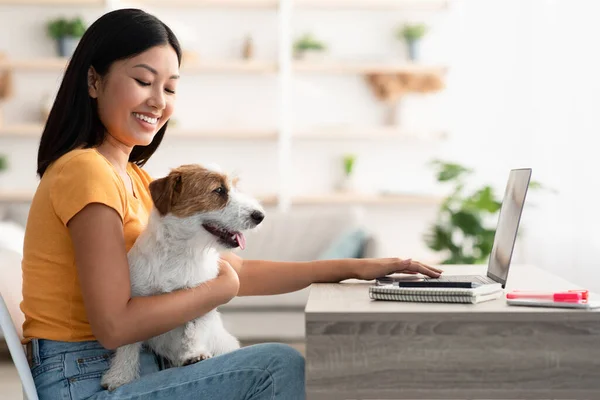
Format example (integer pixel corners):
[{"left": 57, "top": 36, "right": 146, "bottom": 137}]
[{"left": 235, "top": 232, "right": 246, "bottom": 250}]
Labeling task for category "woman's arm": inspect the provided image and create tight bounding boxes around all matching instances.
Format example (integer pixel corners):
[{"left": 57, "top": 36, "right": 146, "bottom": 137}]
[
  {"left": 69, "top": 203, "right": 240, "bottom": 350},
  {"left": 221, "top": 252, "right": 442, "bottom": 297}
]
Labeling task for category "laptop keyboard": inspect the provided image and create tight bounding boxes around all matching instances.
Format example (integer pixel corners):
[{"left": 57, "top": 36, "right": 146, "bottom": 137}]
[{"left": 425, "top": 275, "right": 496, "bottom": 285}]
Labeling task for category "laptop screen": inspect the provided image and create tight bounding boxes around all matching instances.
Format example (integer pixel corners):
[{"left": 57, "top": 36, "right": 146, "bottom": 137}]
[{"left": 487, "top": 168, "right": 532, "bottom": 285}]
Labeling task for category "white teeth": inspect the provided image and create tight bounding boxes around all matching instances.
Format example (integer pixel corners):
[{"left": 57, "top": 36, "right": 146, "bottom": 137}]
[{"left": 133, "top": 112, "right": 158, "bottom": 125}]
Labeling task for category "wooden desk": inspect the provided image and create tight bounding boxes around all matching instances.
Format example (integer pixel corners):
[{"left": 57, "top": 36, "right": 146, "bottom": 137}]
[{"left": 304, "top": 265, "right": 600, "bottom": 399}]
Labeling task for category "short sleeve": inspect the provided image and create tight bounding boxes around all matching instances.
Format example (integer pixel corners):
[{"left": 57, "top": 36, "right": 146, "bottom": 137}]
[
  {"left": 129, "top": 163, "right": 154, "bottom": 191},
  {"left": 50, "top": 152, "right": 127, "bottom": 226}
]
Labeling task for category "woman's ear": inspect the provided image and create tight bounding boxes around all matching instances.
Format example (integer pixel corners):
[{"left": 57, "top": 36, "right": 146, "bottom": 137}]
[
  {"left": 87, "top": 66, "right": 100, "bottom": 98},
  {"left": 149, "top": 173, "right": 182, "bottom": 216}
]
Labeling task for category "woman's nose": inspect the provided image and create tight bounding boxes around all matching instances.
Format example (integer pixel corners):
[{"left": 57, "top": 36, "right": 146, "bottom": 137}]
[{"left": 148, "top": 89, "right": 166, "bottom": 110}]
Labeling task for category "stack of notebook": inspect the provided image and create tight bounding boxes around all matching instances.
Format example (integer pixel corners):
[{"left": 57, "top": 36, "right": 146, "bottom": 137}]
[{"left": 369, "top": 283, "right": 503, "bottom": 304}]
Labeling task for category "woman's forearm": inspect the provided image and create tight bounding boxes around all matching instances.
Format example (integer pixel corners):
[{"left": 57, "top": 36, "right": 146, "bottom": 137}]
[
  {"left": 100, "top": 276, "right": 237, "bottom": 349},
  {"left": 235, "top": 258, "right": 362, "bottom": 296},
  {"left": 221, "top": 252, "right": 441, "bottom": 297}
]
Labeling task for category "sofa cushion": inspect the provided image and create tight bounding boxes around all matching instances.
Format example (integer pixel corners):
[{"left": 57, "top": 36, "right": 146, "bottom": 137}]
[{"left": 316, "top": 228, "right": 368, "bottom": 260}]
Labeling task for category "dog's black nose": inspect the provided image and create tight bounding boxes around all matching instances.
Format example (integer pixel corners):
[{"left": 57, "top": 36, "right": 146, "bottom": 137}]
[{"left": 250, "top": 210, "right": 265, "bottom": 224}]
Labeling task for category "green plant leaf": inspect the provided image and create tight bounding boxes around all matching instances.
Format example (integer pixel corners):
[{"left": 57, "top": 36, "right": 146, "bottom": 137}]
[
  {"left": 474, "top": 229, "right": 496, "bottom": 260},
  {"left": 398, "top": 24, "right": 427, "bottom": 42},
  {"left": 424, "top": 224, "right": 458, "bottom": 253},
  {"left": 0, "top": 155, "right": 7, "bottom": 172},
  {"left": 342, "top": 154, "right": 356, "bottom": 175},
  {"left": 451, "top": 210, "right": 483, "bottom": 236},
  {"left": 464, "top": 185, "right": 501, "bottom": 213},
  {"left": 432, "top": 161, "right": 473, "bottom": 182}
]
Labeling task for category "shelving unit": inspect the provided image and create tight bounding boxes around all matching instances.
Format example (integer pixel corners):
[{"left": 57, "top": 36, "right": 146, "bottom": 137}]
[{"left": 0, "top": 0, "right": 450, "bottom": 211}]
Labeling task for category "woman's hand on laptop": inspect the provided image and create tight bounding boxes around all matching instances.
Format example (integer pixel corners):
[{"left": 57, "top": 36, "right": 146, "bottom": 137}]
[{"left": 352, "top": 258, "right": 443, "bottom": 280}]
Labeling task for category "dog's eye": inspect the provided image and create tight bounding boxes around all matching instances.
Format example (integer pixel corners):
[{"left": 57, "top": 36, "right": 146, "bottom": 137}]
[{"left": 213, "top": 186, "right": 226, "bottom": 195}]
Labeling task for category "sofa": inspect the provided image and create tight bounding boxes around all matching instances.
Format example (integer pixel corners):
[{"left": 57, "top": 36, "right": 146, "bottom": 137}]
[{"left": 0, "top": 202, "right": 376, "bottom": 342}]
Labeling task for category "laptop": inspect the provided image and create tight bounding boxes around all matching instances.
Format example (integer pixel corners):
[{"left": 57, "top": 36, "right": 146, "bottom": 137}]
[{"left": 377, "top": 168, "right": 532, "bottom": 289}]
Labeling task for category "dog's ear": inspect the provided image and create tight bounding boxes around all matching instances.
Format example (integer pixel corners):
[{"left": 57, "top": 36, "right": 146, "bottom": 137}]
[{"left": 149, "top": 173, "right": 183, "bottom": 216}]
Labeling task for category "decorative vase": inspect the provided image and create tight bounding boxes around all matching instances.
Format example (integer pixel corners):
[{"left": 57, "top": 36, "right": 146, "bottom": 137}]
[
  {"left": 242, "top": 35, "right": 254, "bottom": 60},
  {"left": 407, "top": 39, "right": 419, "bottom": 61},
  {"left": 57, "top": 36, "right": 79, "bottom": 57}
]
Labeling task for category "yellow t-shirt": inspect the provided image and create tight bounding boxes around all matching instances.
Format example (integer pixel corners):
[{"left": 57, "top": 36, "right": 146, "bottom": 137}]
[{"left": 20, "top": 148, "right": 154, "bottom": 343}]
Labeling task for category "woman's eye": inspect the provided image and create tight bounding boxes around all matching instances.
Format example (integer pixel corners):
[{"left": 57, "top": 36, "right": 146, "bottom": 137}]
[
  {"left": 165, "top": 88, "right": 176, "bottom": 94},
  {"left": 134, "top": 79, "right": 151, "bottom": 87}
]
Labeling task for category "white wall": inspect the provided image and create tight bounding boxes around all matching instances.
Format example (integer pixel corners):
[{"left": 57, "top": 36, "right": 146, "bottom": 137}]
[{"left": 1, "top": 1, "right": 599, "bottom": 291}]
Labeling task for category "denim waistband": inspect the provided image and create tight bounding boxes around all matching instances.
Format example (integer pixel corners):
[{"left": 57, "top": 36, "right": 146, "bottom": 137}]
[
  {"left": 27, "top": 339, "right": 107, "bottom": 366},
  {"left": 27, "top": 339, "right": 171, "bottom": 370}
]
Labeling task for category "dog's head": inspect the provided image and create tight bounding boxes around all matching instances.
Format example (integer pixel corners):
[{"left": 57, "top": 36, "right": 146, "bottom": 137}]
[{"left": 148, "top": 164, "right": 265, "bottom": 250}]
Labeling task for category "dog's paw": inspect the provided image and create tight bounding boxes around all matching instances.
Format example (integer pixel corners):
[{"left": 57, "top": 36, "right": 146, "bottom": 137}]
[
  {"left": 183, "top": 352, "right": 212, "bottom": 366},
  {"left": 101, "top": 368, "right": 138, "bottom": 391}
]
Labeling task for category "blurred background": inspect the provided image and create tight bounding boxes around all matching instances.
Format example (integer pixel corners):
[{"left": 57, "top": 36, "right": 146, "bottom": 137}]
[{"left": 1, "top": 0, "right": 600, "bottom": 395}]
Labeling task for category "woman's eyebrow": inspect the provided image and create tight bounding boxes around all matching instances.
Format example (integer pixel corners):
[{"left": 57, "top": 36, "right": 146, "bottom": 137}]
[{"left": 133, "top": 63, "right": 180, "bottom": 79}]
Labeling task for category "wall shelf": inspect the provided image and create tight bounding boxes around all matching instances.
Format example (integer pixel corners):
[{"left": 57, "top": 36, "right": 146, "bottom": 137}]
[
  {"left": 293, "top": 61, "right": 447, "bottom": 75},
  {"left": 130, "top": 0, "right": 278, "bottom": 8},
  {"left": 293, "top": 0, "right": 449, "bottom": 10},
  {"left": 0, "top": 58, "right": 278, "bottom": 74},
  {"left": 294, "top": 127, "right": 446, "bottom": 140},
  {"left": 0, "top": 124, "right": 278, "bottom": 140},
  {"left": 0, "top": 190, "right": 37, "bottom": 203},
  {"left": 0, "top": 190, "right": 280, "bottom": 205},
  {"left": 168, "top": 128, "right": 278, "bottom": 140},
  {"left": 0, "top": 0, "right": 103, "bottom": 4},
  {"left": 291, "top": 193, "right": 442, "bottom": 205}
]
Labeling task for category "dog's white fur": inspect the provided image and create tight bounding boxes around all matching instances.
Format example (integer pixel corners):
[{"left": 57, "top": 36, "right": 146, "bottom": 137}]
[{"left": 100, "top": 164, "right": 264, "bottom": 391}]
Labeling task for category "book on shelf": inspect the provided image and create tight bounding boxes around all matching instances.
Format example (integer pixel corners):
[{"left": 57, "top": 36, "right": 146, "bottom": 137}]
[{"left": 369, "top": 283, "right": 503, "bottom": 304}]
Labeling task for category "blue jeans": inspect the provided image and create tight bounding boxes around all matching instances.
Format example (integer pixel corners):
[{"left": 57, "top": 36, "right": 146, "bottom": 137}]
[{"left": 28, "top": 338, "right": 305, "bottom": 399}]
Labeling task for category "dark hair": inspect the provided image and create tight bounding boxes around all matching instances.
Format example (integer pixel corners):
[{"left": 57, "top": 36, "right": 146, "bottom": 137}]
[{"left": 37, "top": 8, "right": 182, "bottom": 177}]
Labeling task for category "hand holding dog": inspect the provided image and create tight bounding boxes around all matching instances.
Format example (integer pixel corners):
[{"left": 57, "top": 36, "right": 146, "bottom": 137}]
[
  {"left": 352, "top": 258, "right": 443, "bottom": 281},
  {"left": 215, "top": 258, "right": 240, "bottom": 300}
]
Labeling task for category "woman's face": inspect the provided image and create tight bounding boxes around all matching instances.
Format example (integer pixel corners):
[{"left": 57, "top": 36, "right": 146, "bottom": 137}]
[{"left": 88, "top": 44, "right": 179, "bottom": 148}]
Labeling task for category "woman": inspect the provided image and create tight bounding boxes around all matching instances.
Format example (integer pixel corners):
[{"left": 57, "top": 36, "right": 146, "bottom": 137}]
[{"left": 20, "top": 8, "right": 442, "bottom": 400}]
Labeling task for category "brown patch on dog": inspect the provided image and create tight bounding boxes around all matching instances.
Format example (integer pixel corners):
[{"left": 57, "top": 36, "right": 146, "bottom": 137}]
[{"left": 149, "top": 164, "right": 230, "bottom": 217}]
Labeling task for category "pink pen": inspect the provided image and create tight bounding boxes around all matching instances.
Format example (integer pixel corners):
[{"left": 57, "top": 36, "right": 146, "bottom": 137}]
[{"left": 506, "top": 289, "right": 589, "bottom": 302}]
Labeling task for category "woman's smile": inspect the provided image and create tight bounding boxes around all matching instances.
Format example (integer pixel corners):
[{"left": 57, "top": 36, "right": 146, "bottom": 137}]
[{"left": 132, "top": 112, "right": 160, "bottom": 131}]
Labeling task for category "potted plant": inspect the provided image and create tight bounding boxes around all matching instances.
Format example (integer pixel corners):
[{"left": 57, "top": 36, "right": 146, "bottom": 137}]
[
  {"left": 336, "top": 154, "right": 357, "bottom": 192},
  {"left": 424, "top": 160, "right": 550, "bottom": 264},
  {"left": 47, "top": 17, "right": 87, "bottom": 57},
  {"left": 397, "top": 23, "right": 427, "bottom": 61},
  {"left": 293, "top": 34, "right": 327, "bottom": 61}
]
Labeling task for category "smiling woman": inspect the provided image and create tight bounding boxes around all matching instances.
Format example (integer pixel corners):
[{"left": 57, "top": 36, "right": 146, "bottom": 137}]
[{"left": 20, "top": 8, "right": 307, "bottom": 400}]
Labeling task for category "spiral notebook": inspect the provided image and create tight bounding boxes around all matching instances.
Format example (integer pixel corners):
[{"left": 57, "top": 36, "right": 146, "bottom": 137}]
[{"left": 369, "top": 283, "right": 503, "bottom": 304}]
